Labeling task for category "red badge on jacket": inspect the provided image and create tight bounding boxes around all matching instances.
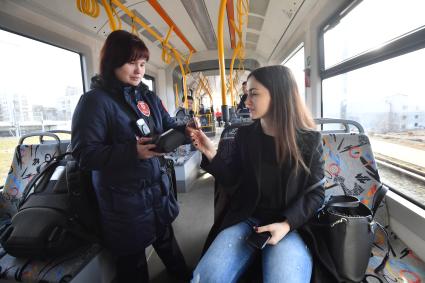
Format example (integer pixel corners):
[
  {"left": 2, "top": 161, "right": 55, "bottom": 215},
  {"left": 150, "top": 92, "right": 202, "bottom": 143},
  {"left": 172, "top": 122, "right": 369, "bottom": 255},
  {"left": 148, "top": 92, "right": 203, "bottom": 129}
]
[{"left": 137, "top": 101, "right": 150, "bottom": 117}]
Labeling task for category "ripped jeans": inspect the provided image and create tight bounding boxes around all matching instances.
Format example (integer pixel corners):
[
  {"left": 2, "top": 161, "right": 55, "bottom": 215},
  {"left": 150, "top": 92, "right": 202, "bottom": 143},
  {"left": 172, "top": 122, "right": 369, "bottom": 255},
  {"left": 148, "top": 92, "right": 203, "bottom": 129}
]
[{"left": 191, "top": 218, "right": 312, "bottom": 283}]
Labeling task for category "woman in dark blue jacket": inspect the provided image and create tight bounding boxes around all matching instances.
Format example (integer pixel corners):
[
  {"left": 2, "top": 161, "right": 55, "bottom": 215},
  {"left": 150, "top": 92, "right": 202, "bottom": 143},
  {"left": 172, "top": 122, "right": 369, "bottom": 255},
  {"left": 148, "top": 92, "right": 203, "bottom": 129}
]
[{"left": 71, "top": 30, "right": 190, "bottom": 282}]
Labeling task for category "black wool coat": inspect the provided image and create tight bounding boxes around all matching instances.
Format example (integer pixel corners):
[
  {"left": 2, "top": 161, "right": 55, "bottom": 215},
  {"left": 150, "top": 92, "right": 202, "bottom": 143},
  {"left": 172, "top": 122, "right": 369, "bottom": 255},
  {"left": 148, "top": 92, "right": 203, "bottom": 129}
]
[{"left": 201, "top": 121, "right": 341, "bottom": 283}]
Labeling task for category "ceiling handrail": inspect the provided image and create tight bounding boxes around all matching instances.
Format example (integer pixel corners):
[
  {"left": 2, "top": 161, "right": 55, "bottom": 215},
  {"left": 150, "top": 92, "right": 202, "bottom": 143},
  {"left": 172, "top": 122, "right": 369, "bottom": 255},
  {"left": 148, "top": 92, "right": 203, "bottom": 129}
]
[
  {"left": 226, "top": 0, "right": 236, "bottom": 49},
  {"left": 103, "top": 0, "right": 190, "bottom": 64},
  {"left": 76, "top": 0, "right": 100, "bottom": 18},
  {"left": 147, "top": 0, "right": 196, "bottom": 53},
  {"left": 100, "top": 0, "right": 122, "bottom": 31}
]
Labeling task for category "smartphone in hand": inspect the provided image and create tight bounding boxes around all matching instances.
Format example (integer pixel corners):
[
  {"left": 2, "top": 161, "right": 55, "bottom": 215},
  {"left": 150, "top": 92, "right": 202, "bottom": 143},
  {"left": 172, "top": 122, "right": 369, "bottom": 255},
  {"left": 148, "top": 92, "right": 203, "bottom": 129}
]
[{"left": 246, "top": 231, "right": 271, "bottom": 249}]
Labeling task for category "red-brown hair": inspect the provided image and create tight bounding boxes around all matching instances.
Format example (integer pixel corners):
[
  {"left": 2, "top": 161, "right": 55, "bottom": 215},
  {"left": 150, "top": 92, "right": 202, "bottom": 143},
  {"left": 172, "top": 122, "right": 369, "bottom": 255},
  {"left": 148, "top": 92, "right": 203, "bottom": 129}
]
[{"left": 99, "top": 30, "right": 149, "bottom": 81}]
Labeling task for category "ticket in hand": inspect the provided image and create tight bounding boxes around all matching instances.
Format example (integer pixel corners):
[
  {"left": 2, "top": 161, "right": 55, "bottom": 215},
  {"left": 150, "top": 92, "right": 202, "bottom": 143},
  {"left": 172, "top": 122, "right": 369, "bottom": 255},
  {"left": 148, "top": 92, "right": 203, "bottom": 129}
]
[{"left": 187, "top": 117, "right": 201, "bottom": 129}]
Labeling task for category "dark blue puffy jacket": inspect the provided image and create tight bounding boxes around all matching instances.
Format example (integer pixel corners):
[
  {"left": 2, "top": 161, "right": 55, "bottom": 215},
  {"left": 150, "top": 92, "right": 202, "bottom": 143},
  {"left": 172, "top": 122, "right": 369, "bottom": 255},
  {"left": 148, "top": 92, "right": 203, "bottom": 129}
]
[{"left": 71, "top": 76, "right": 183, "bottom": 256}]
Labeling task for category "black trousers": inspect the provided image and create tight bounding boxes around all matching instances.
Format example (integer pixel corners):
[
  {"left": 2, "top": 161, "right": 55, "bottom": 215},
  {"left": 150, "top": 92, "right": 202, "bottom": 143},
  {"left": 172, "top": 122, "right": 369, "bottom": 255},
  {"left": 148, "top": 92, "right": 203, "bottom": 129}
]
[{"left": 115, "top": 225, "right": 187, "bottom": 283}]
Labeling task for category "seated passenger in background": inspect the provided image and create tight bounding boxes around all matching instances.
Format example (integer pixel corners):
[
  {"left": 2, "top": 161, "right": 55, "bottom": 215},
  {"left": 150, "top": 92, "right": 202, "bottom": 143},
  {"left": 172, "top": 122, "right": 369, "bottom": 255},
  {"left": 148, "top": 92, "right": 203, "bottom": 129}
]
[
  {"left": 188, "top": 65, "right": 325, "bottom": 283},
  {"left": 175, "top": 95, "right": 195, "bottom": 118},
  {"left": 236, "top": 81, "right": 249, "bottom": 114},
  {"left": 198, "top": 103, "right": 206, "bottom": 115},
  {"left": 71, "top": 30, "right": 191, "bottom": 283}
]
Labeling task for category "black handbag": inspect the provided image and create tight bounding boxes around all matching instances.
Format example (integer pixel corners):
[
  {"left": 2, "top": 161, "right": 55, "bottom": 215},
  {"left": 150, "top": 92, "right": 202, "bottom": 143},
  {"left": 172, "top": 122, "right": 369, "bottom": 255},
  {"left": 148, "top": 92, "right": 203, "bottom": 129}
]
[{"left": 319, "top": 186, "right": 389, "bottom": 282}]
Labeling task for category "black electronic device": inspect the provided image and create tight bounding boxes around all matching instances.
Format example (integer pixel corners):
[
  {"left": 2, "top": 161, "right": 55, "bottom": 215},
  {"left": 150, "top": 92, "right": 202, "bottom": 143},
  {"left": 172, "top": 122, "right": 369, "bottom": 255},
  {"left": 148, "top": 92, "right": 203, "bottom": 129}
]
[
  {"left": 153, "top": 129, "right": 186, "bottom": 153},
  {"left": 246, "top": 231, "right": 271, "bottom": 250}
]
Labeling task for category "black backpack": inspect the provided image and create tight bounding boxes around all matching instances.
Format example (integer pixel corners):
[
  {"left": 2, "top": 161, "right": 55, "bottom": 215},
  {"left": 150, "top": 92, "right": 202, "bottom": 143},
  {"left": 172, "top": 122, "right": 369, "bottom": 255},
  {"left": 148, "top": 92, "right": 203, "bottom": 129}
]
[{"left": 0, "top": 153, "right": 101, "bottom": 259}]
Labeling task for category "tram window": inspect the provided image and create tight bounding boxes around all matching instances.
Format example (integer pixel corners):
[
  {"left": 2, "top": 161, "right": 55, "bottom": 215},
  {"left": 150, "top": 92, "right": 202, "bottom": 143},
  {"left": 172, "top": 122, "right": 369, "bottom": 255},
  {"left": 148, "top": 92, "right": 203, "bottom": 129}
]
[
  {"left": 142, "top": 75, "right": 155, "bottom": 92},
  {"left": 322, "top": 47, "right": 425, "bottom": 202},
  {"left": 323, "top": 0, "right": 425, "bottom": 69},
  {"left": 282, "top": 44, "right": 305, "bottom": 102},
  {"left": 0, "top": 29, "right": 84, "bottom": 185}
]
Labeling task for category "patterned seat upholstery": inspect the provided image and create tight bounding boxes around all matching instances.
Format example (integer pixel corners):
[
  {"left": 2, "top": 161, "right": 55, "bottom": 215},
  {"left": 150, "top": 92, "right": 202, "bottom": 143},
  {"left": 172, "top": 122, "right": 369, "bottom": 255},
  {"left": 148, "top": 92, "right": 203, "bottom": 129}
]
[
  {"left": 322, "top": 133, "right": 382, "bottom": 209},
  {"left": 0, "top": 143, "right": 60, "bottom": 220}
]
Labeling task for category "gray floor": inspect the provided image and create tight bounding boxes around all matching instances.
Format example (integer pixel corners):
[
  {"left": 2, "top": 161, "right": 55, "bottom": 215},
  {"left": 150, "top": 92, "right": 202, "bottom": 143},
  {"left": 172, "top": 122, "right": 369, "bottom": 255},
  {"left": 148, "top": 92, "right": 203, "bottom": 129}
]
[
  {"left": 148, "top": 169, "right": 215, "bottom": 282},
  {"left": 148, "top": 126, "right": 223, "bottom": 282}
]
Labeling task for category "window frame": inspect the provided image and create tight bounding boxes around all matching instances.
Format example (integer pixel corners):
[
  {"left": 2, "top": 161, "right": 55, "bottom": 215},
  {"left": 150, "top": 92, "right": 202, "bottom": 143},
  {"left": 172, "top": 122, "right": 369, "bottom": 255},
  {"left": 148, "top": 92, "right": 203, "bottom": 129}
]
[
  {"left": 319, "top": 1, "right": 425, "bottom": 79},
  {"left": 143, "top": 74, "right": 156, "bottom": 93},
  {"left": 318, "top": 1, "right": 425, "bottom": 208},
  {"left": 281, "top": 42, "right": 304, "bottom": 65}
]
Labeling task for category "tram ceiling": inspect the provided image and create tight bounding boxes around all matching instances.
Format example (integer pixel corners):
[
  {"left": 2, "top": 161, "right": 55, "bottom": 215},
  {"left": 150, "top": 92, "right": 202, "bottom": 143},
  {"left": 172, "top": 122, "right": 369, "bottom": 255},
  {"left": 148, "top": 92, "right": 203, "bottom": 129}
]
[{"left": 12, "top": 0, "right": 308, "bottom": 67}]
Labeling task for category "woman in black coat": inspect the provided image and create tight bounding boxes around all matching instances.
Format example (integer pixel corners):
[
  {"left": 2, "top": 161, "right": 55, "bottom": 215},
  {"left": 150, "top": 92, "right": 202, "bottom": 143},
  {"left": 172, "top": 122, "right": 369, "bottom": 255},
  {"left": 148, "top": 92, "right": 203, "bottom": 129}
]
[
  {"left": 71, "top": 30, "right": 190, "bottom": 282},
  {"left": 188, "top": 65, "right": 338, "bottom": 283}
]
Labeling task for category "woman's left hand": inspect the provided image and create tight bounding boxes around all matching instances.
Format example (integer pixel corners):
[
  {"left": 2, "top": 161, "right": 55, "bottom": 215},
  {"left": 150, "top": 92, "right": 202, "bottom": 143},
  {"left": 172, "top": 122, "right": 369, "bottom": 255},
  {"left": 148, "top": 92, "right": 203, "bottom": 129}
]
[{"left": 255, "top": 221, "right": 291, "bottom": 245}]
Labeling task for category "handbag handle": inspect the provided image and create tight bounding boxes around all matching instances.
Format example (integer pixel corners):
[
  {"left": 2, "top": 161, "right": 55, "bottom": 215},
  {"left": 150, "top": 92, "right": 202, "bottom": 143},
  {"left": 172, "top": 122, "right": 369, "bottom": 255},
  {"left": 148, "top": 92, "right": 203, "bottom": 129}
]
[
  {"left": 371, "top": 184, "right": 388, "bottom": 217},
  {"left": 326, "top": 195, "right": 360, "bottom": 208}
]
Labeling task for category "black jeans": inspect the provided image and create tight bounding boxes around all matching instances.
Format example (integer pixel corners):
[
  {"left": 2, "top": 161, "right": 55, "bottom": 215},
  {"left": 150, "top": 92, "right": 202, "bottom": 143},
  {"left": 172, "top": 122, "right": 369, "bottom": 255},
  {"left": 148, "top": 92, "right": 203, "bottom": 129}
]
[{"left": 115, "top": 225, "right": 187, "bottom": 283}]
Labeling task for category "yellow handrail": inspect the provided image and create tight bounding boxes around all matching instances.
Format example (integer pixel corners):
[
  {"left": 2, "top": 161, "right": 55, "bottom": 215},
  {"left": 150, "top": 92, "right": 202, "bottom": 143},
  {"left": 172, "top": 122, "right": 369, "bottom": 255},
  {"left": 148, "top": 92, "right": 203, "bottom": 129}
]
[
  {"left": 107, "top": 0, "right": 188, "bottom": 63},
  {"left": 171, "top": 48, "right": 188, "bottom": 109},
  {"left": 199, "top": 75, "right": 213, "bottom": 106},
  {"left": 228, "top": 0, "right": 249, "bottom": 107},
  {"left": 174, "top": 84, "right": 179, "bottom": 108},
  {"left": 76, "top": 0, "right": 100, "bottom": 18},
  {"left": 218, "top": 0, "right": 227, "bottom": 107},
  {"left": 161, "top": 26, "right": 174, "bottom": 64},
  {"left": 101, "top": 0, "right": 123, "bottom": 31}
]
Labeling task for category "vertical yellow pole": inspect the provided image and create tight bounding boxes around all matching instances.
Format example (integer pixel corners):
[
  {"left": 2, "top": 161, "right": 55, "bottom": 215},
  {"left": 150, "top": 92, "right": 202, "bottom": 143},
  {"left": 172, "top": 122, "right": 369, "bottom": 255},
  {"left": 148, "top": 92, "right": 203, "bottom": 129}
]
[
  {"left": 218, "top": 0, "right": 229, "bottom": 124},
  {"left": 218, "top": 0, "right": 227, "bottom": 104},
  {"left": 229, "top": 46, "right": 240, "bottom": 107},
  {"left": 174, "top": 83, "right": 179, "bottom": 108}
]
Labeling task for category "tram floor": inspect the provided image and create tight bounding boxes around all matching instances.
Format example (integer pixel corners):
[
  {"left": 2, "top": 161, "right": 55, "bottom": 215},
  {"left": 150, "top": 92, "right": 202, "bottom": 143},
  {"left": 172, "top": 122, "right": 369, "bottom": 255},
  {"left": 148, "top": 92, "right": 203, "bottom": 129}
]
[{"left": 148, "top": 171, "right": 214, "bottom": 282}]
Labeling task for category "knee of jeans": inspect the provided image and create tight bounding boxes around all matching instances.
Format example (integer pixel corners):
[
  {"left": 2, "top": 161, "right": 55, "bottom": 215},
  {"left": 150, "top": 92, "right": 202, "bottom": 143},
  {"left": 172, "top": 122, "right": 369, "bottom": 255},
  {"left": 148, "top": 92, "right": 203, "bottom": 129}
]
[
  {"left": 191, "top": 272, "right": 217, "bottom": 283},
  {"left": 191, "top": 273, "right": 200, "bottom": 283},
  {"left": 192, "top": 269, "right": 225, "bottom": 283}
]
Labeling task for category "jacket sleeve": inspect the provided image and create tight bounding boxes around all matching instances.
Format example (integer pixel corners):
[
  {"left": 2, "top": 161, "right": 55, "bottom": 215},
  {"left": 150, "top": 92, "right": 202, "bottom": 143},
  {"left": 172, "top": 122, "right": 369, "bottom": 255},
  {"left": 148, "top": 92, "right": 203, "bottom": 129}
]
[
  {"left": 71, "top": 93, "right": 138, "bottom": 171},
  {"left": 200, "top": 129, "right": 243, "bottom": 187},
  {"left": 282, "top": 133, "right": 325, "bottom": 231}
]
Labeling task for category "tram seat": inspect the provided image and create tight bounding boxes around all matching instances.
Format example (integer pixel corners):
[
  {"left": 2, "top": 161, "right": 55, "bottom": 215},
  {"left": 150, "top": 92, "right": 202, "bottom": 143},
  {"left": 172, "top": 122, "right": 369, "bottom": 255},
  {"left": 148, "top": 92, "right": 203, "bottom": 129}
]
[
  {"left": 207, "top": 119, "right": 392, "bottom": 282},
  {"left": 317, "top": 118, "right": 385, "bottom": 210},
  {"left": 0, "top": 132, "right": 64, "bottom": 223},
  {"left": 0, "top": 131, "right": 115, "bottom": 283}
]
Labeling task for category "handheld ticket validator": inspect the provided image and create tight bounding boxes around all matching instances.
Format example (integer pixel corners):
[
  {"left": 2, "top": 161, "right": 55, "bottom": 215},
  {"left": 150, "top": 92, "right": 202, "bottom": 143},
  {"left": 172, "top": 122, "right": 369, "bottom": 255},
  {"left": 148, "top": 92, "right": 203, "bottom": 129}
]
[{"left": 135, "top": 118, "right": 151, "bottom": 137}]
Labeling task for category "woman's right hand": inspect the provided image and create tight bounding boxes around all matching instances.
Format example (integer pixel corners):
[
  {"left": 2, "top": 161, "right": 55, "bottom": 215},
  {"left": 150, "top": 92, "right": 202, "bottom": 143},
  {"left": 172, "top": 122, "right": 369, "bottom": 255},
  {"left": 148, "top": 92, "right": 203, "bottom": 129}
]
[
  {"left": 187, "top": 128, "right": 216, "bottom": 161},
  {"left": 136, "top": 137, "right": 164, "bottom": 159}
]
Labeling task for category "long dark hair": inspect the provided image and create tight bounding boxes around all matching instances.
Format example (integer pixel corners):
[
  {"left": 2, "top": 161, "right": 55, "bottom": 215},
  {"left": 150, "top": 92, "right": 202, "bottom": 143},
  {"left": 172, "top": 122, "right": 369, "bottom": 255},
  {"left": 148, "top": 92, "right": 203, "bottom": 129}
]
[
  {"left": 99, "top": 30, "right": 149, "bottom": 82},
  {"left": 247, "top": 65, "right": 315, "bottom": 172}
]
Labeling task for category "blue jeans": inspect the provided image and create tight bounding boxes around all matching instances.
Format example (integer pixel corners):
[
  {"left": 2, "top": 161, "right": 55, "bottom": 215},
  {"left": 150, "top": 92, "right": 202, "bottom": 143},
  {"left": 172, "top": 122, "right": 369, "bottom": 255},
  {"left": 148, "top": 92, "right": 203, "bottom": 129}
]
[{"left": 192, "top": 219, "right": 312, "bottom": 283}]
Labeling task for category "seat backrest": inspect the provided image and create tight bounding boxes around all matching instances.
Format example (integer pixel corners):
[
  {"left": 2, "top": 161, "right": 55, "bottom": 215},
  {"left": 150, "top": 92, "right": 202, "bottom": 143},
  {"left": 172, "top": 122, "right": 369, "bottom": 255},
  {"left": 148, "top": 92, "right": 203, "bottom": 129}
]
[
  {"left": 0, "top": 134, "right": 62, "bottom": 220},
  {"left": 320, "top": 128, "right": 382, "bottom": 209}
]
